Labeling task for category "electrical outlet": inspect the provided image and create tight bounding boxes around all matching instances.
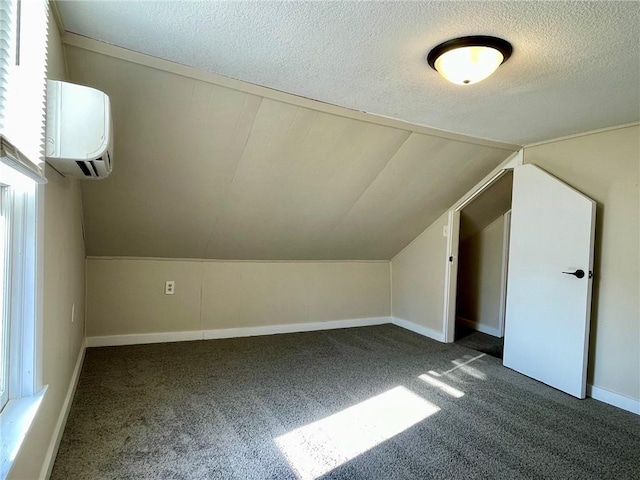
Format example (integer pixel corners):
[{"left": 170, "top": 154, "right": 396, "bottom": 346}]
[
  {"left": 71, "top": 303, "right": 75, "bottom": 323},
  {"left": 165, "top": 280, "right": 175, "bottom": 295}
]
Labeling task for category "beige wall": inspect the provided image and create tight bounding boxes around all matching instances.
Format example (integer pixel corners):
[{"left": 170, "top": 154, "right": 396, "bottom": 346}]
[
  {"left": 524, "top": 125, "right": 639, "bottom": 401},
  {"left": 86, "top": 259, "right": 390, "bottom": 337},
  {"left": 390, "top": 212, "right": 448, "bottom": 335},
  {"left": 9, "top": 14, "right": 87, "bottom": 479},
  {"left": 456, "top": 215, "right": 505, "bottom": 335}
]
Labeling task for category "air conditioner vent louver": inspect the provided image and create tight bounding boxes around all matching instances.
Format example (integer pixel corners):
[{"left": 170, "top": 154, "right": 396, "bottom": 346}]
[{"left": 75, "top": 161, "right": 91, "bottom": 177}]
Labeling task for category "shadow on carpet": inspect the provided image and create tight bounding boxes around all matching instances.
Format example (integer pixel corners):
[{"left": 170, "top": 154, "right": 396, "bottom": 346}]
[{"left": 455, "top": 324, "right": 504, "bottom": 359}]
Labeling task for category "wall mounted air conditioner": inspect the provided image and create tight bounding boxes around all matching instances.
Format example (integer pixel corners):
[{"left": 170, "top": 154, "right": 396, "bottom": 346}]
[{"left": 46, "top": 80, "right": 113, "bottom": 179}]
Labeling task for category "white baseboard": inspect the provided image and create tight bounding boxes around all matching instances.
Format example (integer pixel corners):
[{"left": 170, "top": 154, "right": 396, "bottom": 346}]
[
  {"left": 202, "top": 317, "right": 390, "bottom": 340},
  {"left": 86, "top": 317, "right": 391, "bottom": 347},
  {"left": 587, "top": 384, "right": 640, "bottom": 415},
  {"left": 456, "top": 317, "right": 502, "bottom": 338},
  {"left": 40, "top": 339, "right": 87, "bottom": 480},
  {"left": 391, "top": 317, "right": 446, "bottom": 342},
  {"left": 86, "top": 330, "right": 202, "bottom": 347}
]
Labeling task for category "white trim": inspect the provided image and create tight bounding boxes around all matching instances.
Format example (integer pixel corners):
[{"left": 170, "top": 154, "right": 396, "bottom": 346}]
[
  {"left": 1, "top": 387, "right": 47, "bottom": 480},
  {"left": 389, "top": 261, "right": 393, "bottom": 319},
  {"left": 0, "top": 140, "right": 47, "bottom": 184},
  {"left": 86, "top": 330, "right": 202, "bottom": 348},
  {"left": 452, "top": 150, "right": 521, "bottom": 213},
  {"left": 34, "top": 183, "right": 45, "bottom": 392},
  {"left": 497, "top": 211, "right": 511, "bottom": 338},
  {"left": 61, "top": 33, "right": 521, "bottom": 152},
  {"left": 587, "top": 385, "right": 640, "bottom": 415},
  {"left": 203, "top": 317, "right": 390, "bottom": 340},
  {"left": 86, "top": 317, "right": 391, "bottom": 348},
  {"left": 49, "top": 0, "right": 66, "bottom": 36},
  {"left": 39, "top": 339, "right": 86, "bottom": 480},
  {"left": 391, "top": 317, "right": 446, "bottom": 343},
  {"left": 85, "top": 256, "right": 390, "bottom": 264},
  {"left": 442, "top": 149, "right": 522, "bottom": 344},
  {"left": 2, "top": 166, "right": 39, "bottom": 401},
  {"left": 456, "top": 317, "right": 502, "bottom": 338},
  {"left": 442, "top": 209, "right": 460, "bottom": 343},
  {"left": 525, "top": 121, "right": 640, "bottom": 148},
  {"left": 508, "top": 148, "right": 525, "bottom": 168}
]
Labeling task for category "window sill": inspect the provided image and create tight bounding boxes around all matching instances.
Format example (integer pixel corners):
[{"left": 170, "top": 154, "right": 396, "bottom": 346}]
[{"left": 0, "top": 387, "right": 47, "bottom": 480}]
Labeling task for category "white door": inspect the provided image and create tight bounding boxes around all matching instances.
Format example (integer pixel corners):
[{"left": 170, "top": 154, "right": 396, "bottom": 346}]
[{"left": 503, "top": 164, "right": 595, "bottom": 398}]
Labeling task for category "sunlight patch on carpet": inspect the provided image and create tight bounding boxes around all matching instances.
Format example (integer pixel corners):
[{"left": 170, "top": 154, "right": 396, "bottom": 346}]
[
  {"left": 275, "top": 386, "right": 439, "bottom": 480},
  {"left": 419, "top": 374, "right": 465, "bottom": 398},
  {"left": 442, "top": 353, "right": 487, "bottom": 379}
]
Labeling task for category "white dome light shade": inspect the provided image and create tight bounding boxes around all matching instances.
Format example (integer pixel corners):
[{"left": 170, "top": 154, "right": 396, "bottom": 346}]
[
  {"left": 427, "top": 36, "right": 513, "bottom": 86},
  {"left": 434, "top": 46, "right": 504, "bottom": 85}
]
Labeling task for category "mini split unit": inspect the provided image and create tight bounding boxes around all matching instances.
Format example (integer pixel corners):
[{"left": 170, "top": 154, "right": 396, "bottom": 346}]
[{"left": 46, "top": 80, "right": 113, "bottom": 179}]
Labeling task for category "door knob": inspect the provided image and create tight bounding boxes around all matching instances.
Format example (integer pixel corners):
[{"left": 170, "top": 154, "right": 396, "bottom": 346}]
[{"left": 562, "top": 269, "right": 585, "bottom": 279}]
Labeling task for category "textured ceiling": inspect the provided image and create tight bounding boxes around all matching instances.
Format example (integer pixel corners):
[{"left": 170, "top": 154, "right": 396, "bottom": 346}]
[
  {"left": 65, "top": 46, "right": 515, "bottom": 260},
  {"left": 56, "top": 1, "right": 640, "bottom": 145}
]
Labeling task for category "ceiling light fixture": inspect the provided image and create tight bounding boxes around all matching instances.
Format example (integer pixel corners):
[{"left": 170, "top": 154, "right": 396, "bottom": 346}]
[{"left": 427, "top": 36, "right": 513, "bottom": 86}]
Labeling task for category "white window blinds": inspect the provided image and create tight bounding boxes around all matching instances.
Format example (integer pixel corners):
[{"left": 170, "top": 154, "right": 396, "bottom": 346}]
[
  {"left": 0, "top": 0, "right": 49, "bottom": 183},
  {"left": 0, "top": 0, "right": 16, "bottom": 131}
]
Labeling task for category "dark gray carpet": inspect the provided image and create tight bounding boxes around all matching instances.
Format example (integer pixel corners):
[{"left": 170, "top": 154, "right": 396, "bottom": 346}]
[
  {"left": 52, "top": 325, "right": 639, "bottom": 480},
  {"left": 455, "top": 325, "right": 504, "bottom": 359}
]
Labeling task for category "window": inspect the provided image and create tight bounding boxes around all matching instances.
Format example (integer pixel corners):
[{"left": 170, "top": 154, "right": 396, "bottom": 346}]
[
  {"left": 0, "top": 159, "right": 38, "bottom": 413},
  {"left": 0, "top": 0, "right": 48, "bottom": 412},
  {"left": 0, "top": 155, "right": 42, "bottom": 479},
  {"left": 0, "top": 0, "right": 48, "bottom": 476}
]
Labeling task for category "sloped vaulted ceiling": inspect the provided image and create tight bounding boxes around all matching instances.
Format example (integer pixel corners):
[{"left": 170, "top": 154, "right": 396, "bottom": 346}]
[
  {"left": 64, "top": 43, "right": 517, "bottom": 260},
  {"left": 54, "top": 1, "right": 639, "bottom": 260}
]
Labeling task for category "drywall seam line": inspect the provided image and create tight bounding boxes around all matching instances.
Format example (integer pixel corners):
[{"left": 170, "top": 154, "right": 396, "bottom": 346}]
[
  {"left": 324, "top": 130, "right": 413, "bottom": 239},
  {"left": 201, "top": 95, "right": 264, "bottom": 258}
]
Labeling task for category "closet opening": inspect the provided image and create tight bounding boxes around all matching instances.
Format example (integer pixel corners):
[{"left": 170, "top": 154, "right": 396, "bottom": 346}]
[{"left": 453, "top": 170, "right": 513, "bottom": 359}]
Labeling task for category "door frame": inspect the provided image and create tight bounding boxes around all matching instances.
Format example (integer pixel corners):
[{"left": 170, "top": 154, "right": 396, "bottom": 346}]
[
  {"left": 497, "top": 209, "right": 512, "bottom": 338},
  {"left": 442, "top": 149, "right": 523, "bottom": 343}
]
